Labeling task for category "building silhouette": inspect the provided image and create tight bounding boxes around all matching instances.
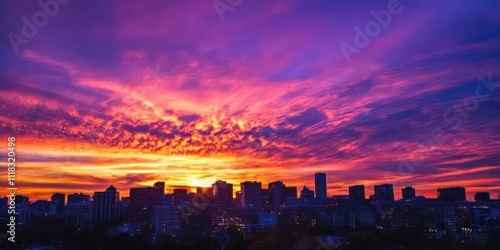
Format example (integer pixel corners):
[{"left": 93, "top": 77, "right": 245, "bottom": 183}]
[
  {"left": 374, "top": 184, "right": 394, "bottom": 202},
  {"left": 349, "top": 185, "right": 365, "bottom": 201},
  {"left": 67, "top": 193, "right": 90, "bottom": 204},
  {"left": 269, "top": 181, "right": 284, "bottom": 211},
  {"left": 300, "top": 185, "right": 314, "bottom": 199},
  {"left": 212, "top": 180, "right": 233, "bottom": 203},
  {"left": 31, "top": 200, "right": 56, "bottom": 217},
  {"left": 17, "top": 195, "right": 30, "bottom": 205},
  {"left": 93, "top": 185, "right": 119, "bottom": 221},
  {"left": 154, "top": 181, "right": 165, "bottom": 195},
  {"left": 474, "top": 192, "right": 490, "bottom": 201},
  {"left": 173, "top": 189, "right": 188, "bottom": 202},
  {"left": 129, "top": 184, "right": 164, "bottom": 220},
  {"left": 241, "top": 181, "right": 262, "bottom": 208},
  {"left": 437, "top": 186, "right": 466, "bottom": 201},
  {"left": 51, "top": 193, "right": 65, "bottom": 214},
  {"left": 6, "top": 176, "right": 500, "bottom": 248},
  {"left": 284, "top": 186, "right": 297, "bottom": 200},
  {"left": 315, "top": 173, "right": 327, "bottom": 199},
  {"left": 402, "top": 186, "right": 416, "bottom": 200}
]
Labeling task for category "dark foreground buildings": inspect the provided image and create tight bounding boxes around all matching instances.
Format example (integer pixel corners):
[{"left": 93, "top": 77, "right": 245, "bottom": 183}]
[{"left": 1, "top": 177, "right": 499, "bottom": 249}]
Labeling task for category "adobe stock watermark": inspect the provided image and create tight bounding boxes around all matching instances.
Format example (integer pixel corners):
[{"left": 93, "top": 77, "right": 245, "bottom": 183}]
[
  {"left": 212, "top": 0, "right": 243, "bottom": 21},
  {"left": 339, "top": 0, "right": 407, "bottom": 63},
  {"left": 139, "top": 63, "right": 168, "bottom": 85},
  {"left": 7, "top": 0, "right": 70, "bottom": 57},
  {"left": 178, "top": 193, "right": 210, "bottom": 224},
  {"left": 397, "top": 74, "right": 497, "bottom": 178}
]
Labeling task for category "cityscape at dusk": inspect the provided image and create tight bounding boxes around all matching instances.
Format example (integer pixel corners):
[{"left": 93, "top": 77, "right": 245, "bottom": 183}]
[
  {"left": 0, "top": 0, "right": 499, "bottom": 202},
  {"left": 1, "top": 173, "right": 500, "bottom": 249},
  {"left": 1, "top": 0, "right": 500, "bottom": 249}
]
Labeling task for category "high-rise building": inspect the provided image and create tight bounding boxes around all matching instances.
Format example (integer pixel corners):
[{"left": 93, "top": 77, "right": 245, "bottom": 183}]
[
  {"left": 129, "top": 185, "right": 164, "bottom": 220},
  {"left": 212, "top": 180, "right": 233, "bottom": 202},
  {"left": 241, "top": 181, "right": 262, "bottom": 208},
  {"left": 314, "top": 173, "right": 327, "bottom": 199},
  {"left": 154, "top": 181, "right": 165, "bottom": 195},
  {"left": 173, "top": 189, "right": 188, "bottom": 202},
  {"left": 269, "top": 181, "right": 284, "bottom": 211},
  {"left": 402, "top": 186, "right": 416, "bottom": 200},
  {"left": 51, "top": 193, "right": 65, "bottom": 214},
  {"left": 374, "top": 184, "right": 394, "bottom": 202},
  {"left": 68, "top": 193, "right": 90, "bottom": 204},
  {"left": 94, "top": 185, "right": 119, "bottom": 221},
  {"left": 474, "top": 192, "right": 490, "bottom": 201},
  {"left": 349, "top": 185, "right": 365, "bottom": 201},
  {"left": 300, "top": 186, "right": 314, "bottom": 199},
  {"left": 437, "top": 187, "right": 466, "bottom": 201}
]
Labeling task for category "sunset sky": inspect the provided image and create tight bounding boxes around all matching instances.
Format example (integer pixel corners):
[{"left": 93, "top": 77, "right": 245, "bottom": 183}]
[{"left": 1, "top": 0, "right": 499, "bottom": 201}]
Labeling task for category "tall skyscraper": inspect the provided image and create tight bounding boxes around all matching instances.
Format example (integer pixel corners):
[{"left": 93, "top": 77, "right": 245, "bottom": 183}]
[
  {"left": 314, "top": 172, "right": 327, "bottom": 199},
  {"left": 212, "top": 180, "right": 233, "bottom": 202},
  {"left": 374, "top": 184, "right": 394, "bottom": 202},
  {"left": 94, "top": 185, "right": 119, "bottom": 221},
  {"left": 51, "top": 193, "right": 65, "bottom": 214},
  {"left": 241, "top": 181, "right": 262, "bottom": 208},
  {"left": 402, "top": 186, "right": 416, "bottom": 200},
  {"left": 269, "top": 181, "right": 284, "bottom": 211},
  {"left": 349, "top": 185, "right": 365, "bottom": 201},
  {"left": 438, "top": 187, "right": 466, "bottom": 201}
]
